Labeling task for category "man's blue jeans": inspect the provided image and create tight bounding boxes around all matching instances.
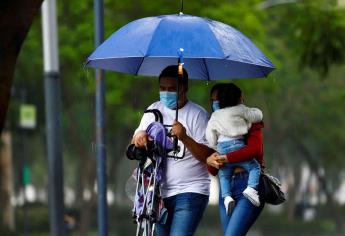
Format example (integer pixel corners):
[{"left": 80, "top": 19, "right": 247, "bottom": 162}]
[
  {"left": 217, "top": 140, "right": 261, "bottom": 198},
  {"left": 219, "top": 171, "right": 264, "bottom": 236},
  {"left": 155, "top": 192, "right": 209, "bottom": 236}
]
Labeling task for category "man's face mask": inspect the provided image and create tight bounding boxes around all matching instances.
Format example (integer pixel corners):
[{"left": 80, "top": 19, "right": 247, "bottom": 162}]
[
  {"left": 160, "top": 91, "right": 177, "bottom": 109},
  {"left": 212, "top": 100, "right": 220, "bottom": 112}
]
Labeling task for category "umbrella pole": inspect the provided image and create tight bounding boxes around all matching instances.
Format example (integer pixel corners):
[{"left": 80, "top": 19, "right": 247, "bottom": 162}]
[
  {"left": 175, "top": 66, "right": 180, "bottom": 122},
  {"left": 173, "top": 58, "right": 183, "bottom": 153},
  {"left": 173, "top": 65, "right": 180, "bottom": 153},
  {"left": 175, "top": 48, "right": 184, "bottom": 123}
]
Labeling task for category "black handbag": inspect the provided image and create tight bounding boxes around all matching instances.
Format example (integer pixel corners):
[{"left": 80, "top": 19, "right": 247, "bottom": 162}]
[{"left": 259, "top": 172, "right": 286, "bottom": 205}]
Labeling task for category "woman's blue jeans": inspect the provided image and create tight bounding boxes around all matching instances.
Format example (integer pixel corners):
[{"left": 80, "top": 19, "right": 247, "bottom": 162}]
[
  {"left": 155, "top": 192, "right": 209, "bottom": 236},
  {"left": 219, "top": 171, "right": 264, "bottom": 236}
]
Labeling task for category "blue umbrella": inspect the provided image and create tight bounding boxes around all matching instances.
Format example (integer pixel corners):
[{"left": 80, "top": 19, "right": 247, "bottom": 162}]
[{"left": 86, "top": 13, "right": 275, "bottom": 80}]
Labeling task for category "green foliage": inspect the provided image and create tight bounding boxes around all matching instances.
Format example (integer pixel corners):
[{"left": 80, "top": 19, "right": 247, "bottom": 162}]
[
  {"left": 292, "top": 1, "right": 345, "bottom": 76},
  {"left": 264, "top": 0, "right": 345, "bottom": 77}
]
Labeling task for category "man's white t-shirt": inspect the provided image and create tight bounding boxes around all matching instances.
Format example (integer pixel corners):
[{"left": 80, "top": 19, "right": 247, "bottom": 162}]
[{"left": 135, "top": 100, "right": 211, "bottom": 198}]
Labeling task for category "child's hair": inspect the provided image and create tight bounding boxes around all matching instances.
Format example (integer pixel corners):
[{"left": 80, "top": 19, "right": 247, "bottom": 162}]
[{"left": 218, "top": 83, "right": 242, "bottom": 109}]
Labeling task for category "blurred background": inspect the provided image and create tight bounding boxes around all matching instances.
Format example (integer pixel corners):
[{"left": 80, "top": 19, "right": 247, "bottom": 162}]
[{"left": 1, "top": 0, "right": 345, "bottom": 235}]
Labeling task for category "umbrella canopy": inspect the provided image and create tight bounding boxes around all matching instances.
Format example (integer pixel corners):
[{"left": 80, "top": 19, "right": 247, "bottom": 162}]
[{"left": 86, "top": 14, "right": 275, "bottom": 80}]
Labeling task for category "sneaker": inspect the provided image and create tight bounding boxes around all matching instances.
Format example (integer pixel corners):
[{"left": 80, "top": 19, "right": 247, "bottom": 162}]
[
  {"left": 243, "top": 187, "right": 260, "bottom": 207},
  {"left": 224, "top": 196, "right": 235, "bottom": 215}
]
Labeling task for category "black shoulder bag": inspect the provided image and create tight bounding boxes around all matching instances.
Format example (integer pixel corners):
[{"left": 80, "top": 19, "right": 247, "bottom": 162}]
[{"left": 259, "top": 172, "right": 286, "bottom": 205}]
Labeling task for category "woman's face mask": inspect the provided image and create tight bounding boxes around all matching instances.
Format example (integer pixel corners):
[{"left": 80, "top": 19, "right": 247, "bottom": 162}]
[
  {"left": 160, "top": 91, "right": 177, "bottom": 109},
  {"left": 212, "top": 100, "right": 220, "bottom": 112}
]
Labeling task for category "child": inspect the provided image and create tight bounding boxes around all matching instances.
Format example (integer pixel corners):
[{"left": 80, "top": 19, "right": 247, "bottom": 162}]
[{"left": 206, "top": 83, "right": 262, "bottom": 215}]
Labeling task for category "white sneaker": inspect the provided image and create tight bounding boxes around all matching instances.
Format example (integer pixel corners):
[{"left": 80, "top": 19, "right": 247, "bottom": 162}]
[
  {"left": 243, "top": 187, "right": 260, "bottom": 207},
  {"left": 224, "top": 196, "right": 235, "bottom": 215}
]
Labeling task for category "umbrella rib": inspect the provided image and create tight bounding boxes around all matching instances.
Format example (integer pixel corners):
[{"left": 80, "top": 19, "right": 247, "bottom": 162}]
[
  {"left": 135, "top": 57, "right": 145, "bottom": 75},
  {"left": 203, "top": 58, "right": 211, "bottom": 81},
  {"left": 258, "top": 65, "right": 267, "bottom": 78}
]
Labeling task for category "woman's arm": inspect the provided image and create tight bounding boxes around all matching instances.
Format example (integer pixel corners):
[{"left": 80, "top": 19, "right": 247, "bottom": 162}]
[
  {"left": 226, "top": 122, "right": 264, "bottom": 167},
  {"left": 206, "top": 122, "right": 265, "bottom": 175}
]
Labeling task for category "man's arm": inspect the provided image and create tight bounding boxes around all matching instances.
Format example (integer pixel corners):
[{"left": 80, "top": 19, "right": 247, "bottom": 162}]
[
  {"left": 171, "top": 121, "right": 214, "bottom": 163},
  {"left": 131, "top": 105, "right": 156, "bottom": 147},
  {"left": 207, "top": 153, "right": 220, "bottom": 176},
  {"left": 131, "top": 130, "right": 149, "bottom": 147},
  {"left": 180, "top": 134, "right": 215, "bottom": 163}
]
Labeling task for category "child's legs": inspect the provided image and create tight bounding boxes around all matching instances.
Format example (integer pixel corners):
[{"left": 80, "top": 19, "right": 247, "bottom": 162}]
[
  {"left": 217, "top": 140, "right": 245, "bottom": 198},
  {"left": 238, "top": 159, "right": 261, "bottom": 189},
  {"left": 219, "top": 164, "right": 234, "bottom": 198},
  {"left": 217, "top": 140, "right": 245, "bottom": 156}
]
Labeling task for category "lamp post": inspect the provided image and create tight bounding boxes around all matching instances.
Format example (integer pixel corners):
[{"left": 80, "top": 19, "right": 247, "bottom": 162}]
[
  {"left": 41, "top": 0, "right": 65, "bottom": 235},
  {"left": 93, "top": 0, "right": 108, "bottom": 235}
]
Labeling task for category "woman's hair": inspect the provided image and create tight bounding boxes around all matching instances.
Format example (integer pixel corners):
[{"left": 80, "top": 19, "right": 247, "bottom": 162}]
[
  {"left": 210, "top": 83, "right": 224, "bottom": 98},
  {"left": 218, "top": 83, "right": 242, "bottom": 109}
]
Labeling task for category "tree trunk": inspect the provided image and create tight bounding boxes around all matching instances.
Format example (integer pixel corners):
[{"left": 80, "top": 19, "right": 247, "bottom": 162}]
[
  {"left": 0, "top": 0, "right": 43, "bottom": 134},
  {"left": 0, "top": 131, "right": 15, "bottom": 230}
]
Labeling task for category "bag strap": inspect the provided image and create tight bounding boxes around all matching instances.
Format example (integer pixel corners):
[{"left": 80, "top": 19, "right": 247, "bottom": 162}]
[{"left": 144, "top": 109, "right": 163, "bottom": 124}]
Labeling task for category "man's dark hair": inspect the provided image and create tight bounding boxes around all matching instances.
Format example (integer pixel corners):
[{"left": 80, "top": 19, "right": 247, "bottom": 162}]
[
  {"left": 218, "top": 83, "right": 242, "bottom": 109},
  {"left": 159, "top": 65, "right": 188, "bottom": 87}
]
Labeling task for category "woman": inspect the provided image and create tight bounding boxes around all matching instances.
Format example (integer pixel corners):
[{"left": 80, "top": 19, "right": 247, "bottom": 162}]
[{"left": 207, "top": 83, "right": 265, "bottom": 236}]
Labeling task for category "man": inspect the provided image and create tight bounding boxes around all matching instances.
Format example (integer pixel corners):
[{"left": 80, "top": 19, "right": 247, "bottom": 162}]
[{"left": 132, "top": 65, "right": 214, "bottom": 236}]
